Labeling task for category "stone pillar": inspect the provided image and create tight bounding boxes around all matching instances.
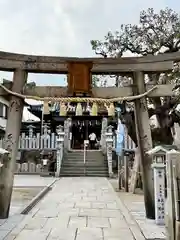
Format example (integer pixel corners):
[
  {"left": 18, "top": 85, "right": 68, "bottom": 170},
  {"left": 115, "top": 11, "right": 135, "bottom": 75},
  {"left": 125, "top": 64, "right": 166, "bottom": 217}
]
[
  {"left": 0, "top": 69, "right": 27, "bottom": 218},
  {"left": 147, "top": 146, "right": 167, "bottom": 225},
  {"left": 64, "top": 118, "right": 71, "bottom": 151},
  {"left": 68, "top": 118, "right": 72, "bottom": 151},
  {"left": 27, "top": 125, "right": 35, "bottom": 149},
  {"left": 27, "top": 125, "right": 35, "bottom": 138},
  {"left": 106, "top": 125, "right": 114, "bottom": 178},
  {"left": 134, "top": 71, "right": 154, "bottom": 219},
  {"left": 101, "top": 117, "right": 108, "bottom": 154},
  {"left": 42, "top": 124, "right": 50, "bottom": 149},
  {"left": 55, "top": 125, "right": 65, "bottom": 177},
  {"left": 152, "top": 162, "right": 165, "bottom": 225},
  {"left": 166, "top": 150, "right": 180, "bottom": 240}
]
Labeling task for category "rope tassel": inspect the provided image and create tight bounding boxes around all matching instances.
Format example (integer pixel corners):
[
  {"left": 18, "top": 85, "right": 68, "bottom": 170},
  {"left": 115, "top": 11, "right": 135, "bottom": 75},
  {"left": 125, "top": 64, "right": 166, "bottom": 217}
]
[
  {"left": 59, "top": 102, "right": 67, "bottom": 116},
  {"left": 91, "top": 103, "right": 98, "bottom": 116},
  {"left": 43, "top": 101, "right": 49, "bottom": 114},
  {"left": 109, "top": 103, "right": 115, "bottom": 116},
  {"left": 76, "top": 103, "right": 83, "bottom": 116},
  {"left": 105, "top": 103, "right": 115, "bottom": 116}
]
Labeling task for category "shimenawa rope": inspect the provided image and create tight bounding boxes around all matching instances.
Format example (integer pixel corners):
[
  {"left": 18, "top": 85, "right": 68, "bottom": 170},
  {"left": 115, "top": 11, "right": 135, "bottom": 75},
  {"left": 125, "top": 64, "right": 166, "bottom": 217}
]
[{"left": 0, "top": 84, "right": 157, "bottom": 103}]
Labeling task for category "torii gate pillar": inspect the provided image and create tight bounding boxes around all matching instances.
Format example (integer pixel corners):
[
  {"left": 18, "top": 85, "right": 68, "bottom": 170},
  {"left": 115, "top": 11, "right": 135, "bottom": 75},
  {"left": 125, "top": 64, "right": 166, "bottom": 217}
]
[
  {"left": 0, "top": 69, "right": 27, "bottom": 218},
  {"left": 134, "top": 71, "right": 155, "bottom": 219}
]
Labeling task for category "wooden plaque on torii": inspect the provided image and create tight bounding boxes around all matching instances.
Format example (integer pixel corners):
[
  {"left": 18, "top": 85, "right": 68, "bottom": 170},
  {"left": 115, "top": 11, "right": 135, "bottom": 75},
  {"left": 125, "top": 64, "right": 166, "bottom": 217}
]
[{"left": 67, "top": 62, "right": 93, "bottom": 96}]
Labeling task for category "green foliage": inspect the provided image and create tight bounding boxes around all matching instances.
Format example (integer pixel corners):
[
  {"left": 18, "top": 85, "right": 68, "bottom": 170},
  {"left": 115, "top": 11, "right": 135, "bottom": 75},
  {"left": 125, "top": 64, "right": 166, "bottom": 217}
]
[
  {"left": 91, "top": 8, "right": 180, "bottom": 57},
  {"left": 91, "top": 7, "right": 180, "bottom": 86}
]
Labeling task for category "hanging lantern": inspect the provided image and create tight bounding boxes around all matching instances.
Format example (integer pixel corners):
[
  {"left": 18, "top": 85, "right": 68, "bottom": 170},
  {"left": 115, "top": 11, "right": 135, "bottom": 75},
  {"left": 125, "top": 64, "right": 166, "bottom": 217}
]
[
  {"left": 43, "top": 101, "right": 49, "bottom": 114},
  {"left": 76, "top": 103, "right": 83, "bottom": 116},
  {"left": 91, "top": 102, "right": 98, "bottom": 116},
  {"left": 59, "top": 102, "right": 67, "bottom": 116}
]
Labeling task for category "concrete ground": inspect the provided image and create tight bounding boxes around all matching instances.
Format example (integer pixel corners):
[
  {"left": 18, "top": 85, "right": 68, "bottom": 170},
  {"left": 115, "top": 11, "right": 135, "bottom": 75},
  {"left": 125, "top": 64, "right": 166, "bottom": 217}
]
[
  {"left": 13, "top": 175, "right": 56, "bottom": 188},
  {"left": 0, "top": 175, "right": 56, "bottom": 239},
  {"left": 10, "top": 187, "right": 42, "bottom": 216},
  {"left": 10, "top": 175, "right": 56, "bottom": 216},
  {"left": 4, "top": 177, "right": 145, "bottom": 240}
]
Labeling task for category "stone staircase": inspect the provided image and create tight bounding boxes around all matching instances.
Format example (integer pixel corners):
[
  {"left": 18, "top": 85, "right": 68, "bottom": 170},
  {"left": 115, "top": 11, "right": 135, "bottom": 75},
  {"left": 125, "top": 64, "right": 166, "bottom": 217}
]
[{"left": 60, "top": 150, "right": 108, "bottom": 177}]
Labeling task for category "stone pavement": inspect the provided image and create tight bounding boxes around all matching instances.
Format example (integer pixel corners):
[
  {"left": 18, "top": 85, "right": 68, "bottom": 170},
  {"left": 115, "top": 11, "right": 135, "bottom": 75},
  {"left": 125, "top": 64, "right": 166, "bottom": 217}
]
[
  {"left": 4, "top": 177, "right": 145, "bottom": 240},
  {"left": 117, "top": 191, "right": 166, "bottom": 240}
]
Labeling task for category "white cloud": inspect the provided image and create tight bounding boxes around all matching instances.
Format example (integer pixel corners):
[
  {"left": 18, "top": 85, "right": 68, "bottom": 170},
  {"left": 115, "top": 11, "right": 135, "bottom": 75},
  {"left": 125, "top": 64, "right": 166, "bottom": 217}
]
[{"left": 0, "top": 0, "right": 177, "bottom": 84}]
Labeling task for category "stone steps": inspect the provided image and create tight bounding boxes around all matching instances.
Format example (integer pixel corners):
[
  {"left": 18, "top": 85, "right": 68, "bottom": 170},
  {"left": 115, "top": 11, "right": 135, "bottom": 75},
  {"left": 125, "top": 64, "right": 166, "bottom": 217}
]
[{"left": 61, "top": 150, "right": 108, "bottom": 177}]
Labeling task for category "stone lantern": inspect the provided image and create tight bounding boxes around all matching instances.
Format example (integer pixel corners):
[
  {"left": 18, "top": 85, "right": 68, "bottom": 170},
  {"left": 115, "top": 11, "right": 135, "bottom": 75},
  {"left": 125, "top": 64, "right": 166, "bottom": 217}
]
[
  {"left": 0, "top": 148, "right": 9, "bottom": 169},
  {"left": 147, "top": 146, "right": 168, "bottom": 225}
]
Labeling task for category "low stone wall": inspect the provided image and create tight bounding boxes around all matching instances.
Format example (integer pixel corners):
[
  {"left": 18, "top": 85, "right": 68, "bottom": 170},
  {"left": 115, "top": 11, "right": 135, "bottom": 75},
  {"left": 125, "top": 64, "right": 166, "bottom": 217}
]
[
  {"left": 15, "top": 162, "right": 42, "bottom": 174},
  {"left": 15, "top": 150, "right": 57, "bottom": 174}
]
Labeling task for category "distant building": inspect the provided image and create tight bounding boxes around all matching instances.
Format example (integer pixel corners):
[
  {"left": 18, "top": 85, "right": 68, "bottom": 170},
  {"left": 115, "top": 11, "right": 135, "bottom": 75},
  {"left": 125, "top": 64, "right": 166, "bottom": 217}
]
[
  {"left": 0, "top": 97, "right": 40, "bottom": 137},
  {"left": 0, "top": 96, "right": 8, "bottom": 137}
]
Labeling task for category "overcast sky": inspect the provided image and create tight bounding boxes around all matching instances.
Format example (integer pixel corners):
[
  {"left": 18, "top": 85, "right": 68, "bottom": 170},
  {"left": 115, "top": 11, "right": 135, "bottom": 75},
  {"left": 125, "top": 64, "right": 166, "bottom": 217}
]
[{"left": 0, "top": 0, "right": 179, "bottom": 86}]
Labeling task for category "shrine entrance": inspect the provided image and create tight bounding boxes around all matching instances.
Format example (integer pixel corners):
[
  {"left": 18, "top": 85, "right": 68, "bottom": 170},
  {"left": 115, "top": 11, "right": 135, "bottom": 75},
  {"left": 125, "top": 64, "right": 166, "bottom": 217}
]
[
  {"left": 71, "top": 117, "right": 102, "bottom": 150},
  {"left": 0, "top": 50, "right": 178, "bottom": 221}
]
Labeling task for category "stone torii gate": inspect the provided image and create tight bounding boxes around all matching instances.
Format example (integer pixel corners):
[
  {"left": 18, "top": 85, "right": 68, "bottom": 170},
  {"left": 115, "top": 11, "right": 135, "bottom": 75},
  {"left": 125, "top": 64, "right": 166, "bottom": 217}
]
[{"left": 0, "top": 51, "right": 179, "bottom": 219}]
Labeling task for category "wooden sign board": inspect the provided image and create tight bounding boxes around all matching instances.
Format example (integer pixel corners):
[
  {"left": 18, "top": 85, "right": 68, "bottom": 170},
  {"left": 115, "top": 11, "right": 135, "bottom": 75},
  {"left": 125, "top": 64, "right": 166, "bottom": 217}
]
[{"left": 67, "top": 62, "right": 93, "bottom": 96}]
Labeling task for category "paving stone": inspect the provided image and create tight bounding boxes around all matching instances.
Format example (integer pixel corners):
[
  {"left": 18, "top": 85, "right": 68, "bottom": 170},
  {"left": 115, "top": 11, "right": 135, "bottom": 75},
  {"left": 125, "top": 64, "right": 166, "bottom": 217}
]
[
  {"left": 82, "top": 196, "right": 97, "bottom": 201},
  {"left": 87, "top": 192, "right": 99, "bottom": 197},
  {"left": 103, "top": 228, "right": 134, "bottom": 240},
  {"left": 24, "top": 217, "right": 47, "bottom": 230},
  {"left": 0, "top": 221, "right": 16, "bottom": 232},
  {"left": 39, "top": 202, "right": 59, "bottom": 210},
  {"left": 75, "top": 202, "right": 91, "bottom": 208},
  {"left": 58, "top": 208, "right": 79, "bottom": 217},
  {"left": 66, "top": 197, "right": 82, "bottom": 202},
  {"left": 76, "top": 227, "right": 103, "bottom": 240},
  {"left": 58, "top": 202, "right": 75, "bottom": 208},
  {"left": 106, "top": 202, "right": 120, "bottom": 210},
  {"left": 79, "top": 208, "right": 101, "bottom": 217},
  {"left": 0, "top": 215, "right": 24, "bottom": 232},
  {"left": 101, "top": 209, "right": 122, "bottom": 218},
  {"left": 43, "top": 217, "right": 70, "bottom": 230},
  {"left": 68, "top": 216, "right": 87, "bottom": 228},
  {"left": 15, "top": 229, "right": 51, "bottom": 240},
  {"left": 91, "top": 202, "right": 106, "bottom": 209},
  {"left": 0, "top": 220, "right": 7, "bottom": 226},
  {"left": 8, "top": 215, "right": 33, "bottom": 236},
  {"left": 0, "top": 230, "right": 9, "bottom": 239},
  {"left": 47, "top": 227, "right": 76, "bottom": 240},
  {"left": 3, "top": 234, "right": 17, "bottom": 240},
  {"left": 35, "top": 208, "right": 59, "bottom": 218},
  {"left": 109, "top": 218, "right": 129, "bottom": 228},
  {"left": 87, "top": 217, "right": 110, "bottom": 228}
]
